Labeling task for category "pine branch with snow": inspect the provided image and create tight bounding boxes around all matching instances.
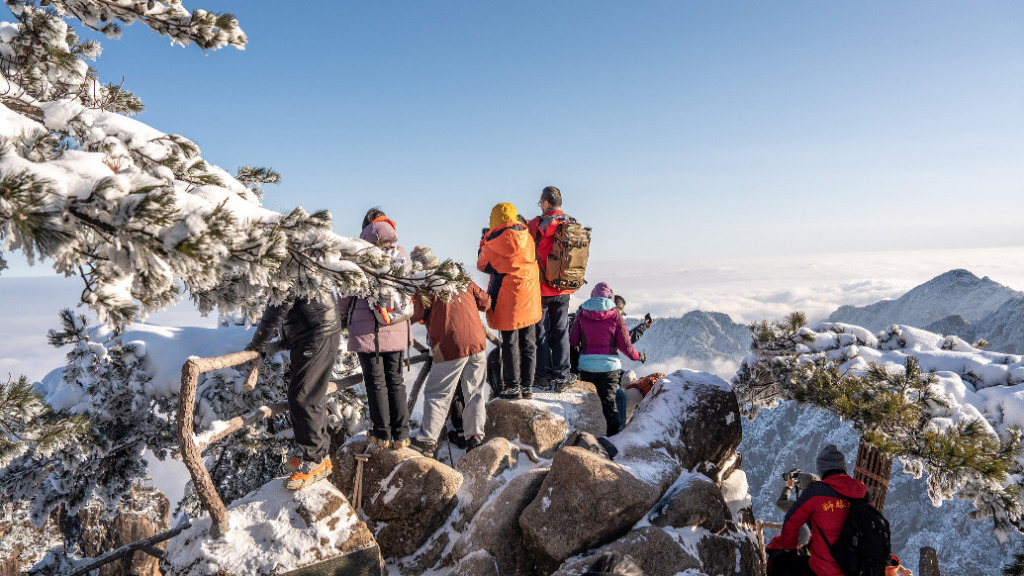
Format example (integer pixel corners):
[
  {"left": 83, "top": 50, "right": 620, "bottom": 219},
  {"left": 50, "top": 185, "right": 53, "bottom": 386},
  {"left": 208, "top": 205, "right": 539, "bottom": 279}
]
[
  {"left": 0, "top": 372, "right": 90, "bottom": 467},
  {"left": 0, "top": 1, "right": 469, "bottom": 332}
]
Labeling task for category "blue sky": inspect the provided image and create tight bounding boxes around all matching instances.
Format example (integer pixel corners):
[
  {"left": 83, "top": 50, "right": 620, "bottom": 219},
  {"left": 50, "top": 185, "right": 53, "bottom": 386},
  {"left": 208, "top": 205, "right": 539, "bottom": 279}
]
[{"left": 8, "top": 1, "right": 1024, "bottom": 274}]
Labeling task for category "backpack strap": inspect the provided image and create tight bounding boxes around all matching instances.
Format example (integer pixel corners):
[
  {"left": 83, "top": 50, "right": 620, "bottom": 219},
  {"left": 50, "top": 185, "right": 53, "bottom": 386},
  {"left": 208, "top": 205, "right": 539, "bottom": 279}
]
[
  {"left": 811, "top": 483, "right": 868, "bottom": 558},
  {"left": 538, "top": 213, "right": 570, "bottom": 235}
]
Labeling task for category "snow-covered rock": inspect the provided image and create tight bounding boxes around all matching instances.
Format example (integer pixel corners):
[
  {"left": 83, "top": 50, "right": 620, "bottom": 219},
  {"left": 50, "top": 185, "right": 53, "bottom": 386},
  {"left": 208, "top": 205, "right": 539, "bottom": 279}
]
[
  {"left": 332, "top": 439, "right": 462, "bottom": 559},
  {"left": 484, "top": 398, "right": 572, "bottom": 458},
  {"left": 163, "top": 479, "right": 376, "bottom": 576},
  {"left": 519, "top": 446, "right": 663, "bottom": 573}
]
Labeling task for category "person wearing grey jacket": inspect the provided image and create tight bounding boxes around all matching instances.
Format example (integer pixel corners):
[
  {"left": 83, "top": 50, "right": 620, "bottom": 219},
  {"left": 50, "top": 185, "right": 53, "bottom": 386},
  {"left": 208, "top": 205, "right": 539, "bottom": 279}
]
[{"left": 776, "top": 471, "right": 820, "bottom": 549}]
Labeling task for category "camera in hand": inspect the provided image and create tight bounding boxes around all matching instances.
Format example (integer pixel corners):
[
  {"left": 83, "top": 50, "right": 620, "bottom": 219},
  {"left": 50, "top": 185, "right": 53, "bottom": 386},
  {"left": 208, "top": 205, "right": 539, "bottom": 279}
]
[{"left": 780, "top": 467, "right": 802, "bottom": 481}]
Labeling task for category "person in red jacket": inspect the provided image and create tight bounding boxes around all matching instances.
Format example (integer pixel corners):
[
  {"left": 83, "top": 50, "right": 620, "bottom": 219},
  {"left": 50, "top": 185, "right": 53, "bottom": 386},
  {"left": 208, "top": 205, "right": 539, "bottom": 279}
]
[
  {"left": 768, "top": 444, "right": 868, "bottom": 576},
  {"left": 528, "top": 185, "right": 579, "bottom": 391},
  {"left": 408, "top": 246, "right": 491, "bottom": 457}
]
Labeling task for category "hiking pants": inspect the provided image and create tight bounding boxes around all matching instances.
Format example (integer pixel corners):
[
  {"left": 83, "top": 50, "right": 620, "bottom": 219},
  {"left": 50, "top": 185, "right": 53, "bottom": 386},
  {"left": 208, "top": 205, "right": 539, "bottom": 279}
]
[
  {"left": 416, "top": 351, "right": 487, "bottom": 444},
  {"left": 536, "top": 295, "right": 571, "bottom": 380},
  {"left": 580, "top": 369, "right": 621, "bottom": 436},
  {"left": 767, "top": 550, "right": 813, "bottom": 576},
  {"left": 446, "top": 385, "right": 466, "bottom": 441},
  {"left": 501, "top": 323, "right": 537, "bottom": 391},
  {"left": 289, "top": 329, "right": 342, "bottom": 462},
  {"left": 358, "top": 351, "right": 409, "bottom": 443}
]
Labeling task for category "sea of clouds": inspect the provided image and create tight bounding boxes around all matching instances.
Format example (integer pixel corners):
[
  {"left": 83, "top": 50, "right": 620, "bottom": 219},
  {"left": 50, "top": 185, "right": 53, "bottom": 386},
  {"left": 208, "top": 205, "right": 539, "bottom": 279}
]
[{"left": 5, "top": 246, "right": 1024, "bottom": 384}]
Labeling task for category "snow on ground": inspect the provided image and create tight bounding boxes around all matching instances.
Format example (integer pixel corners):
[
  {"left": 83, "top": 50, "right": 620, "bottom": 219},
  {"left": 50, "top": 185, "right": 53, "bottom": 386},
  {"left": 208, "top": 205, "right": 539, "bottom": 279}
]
[{"left": 164, "top": 479, "right": 360, "bottom": 576}]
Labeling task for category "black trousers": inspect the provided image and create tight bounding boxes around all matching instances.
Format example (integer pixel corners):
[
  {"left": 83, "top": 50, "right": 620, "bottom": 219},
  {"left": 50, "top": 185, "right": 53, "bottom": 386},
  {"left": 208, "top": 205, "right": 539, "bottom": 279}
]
[
  {"left": 536, "top": 294, "right": 571, "bottom": 380},
  {"left": 767, "top": 550, "right": 813, "bottom": 576},
  {"left": 500, "top": 323, "right": 537, "bottom": 390},
  {"left": 358, "top": 351, "right": 409, "bottom": 442},
  {"left": 289, "top": 330, "right": 342, "bottom": 462},
  {"left": 580, "top": 369, "right": 621, "bottom": 436}
]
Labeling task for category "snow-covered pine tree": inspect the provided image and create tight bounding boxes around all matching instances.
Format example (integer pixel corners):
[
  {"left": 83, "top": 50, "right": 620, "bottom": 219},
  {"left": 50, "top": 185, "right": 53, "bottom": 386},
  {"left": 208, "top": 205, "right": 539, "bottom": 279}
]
[
  {"left": 0, "top": 0, "right": 468, "bottom": 332},
  {"left": 0, "top": 0, "right": 465, "bottom": 569},
  {"left": 733, "top": 313, "right": 1024, "bottom": 572}
]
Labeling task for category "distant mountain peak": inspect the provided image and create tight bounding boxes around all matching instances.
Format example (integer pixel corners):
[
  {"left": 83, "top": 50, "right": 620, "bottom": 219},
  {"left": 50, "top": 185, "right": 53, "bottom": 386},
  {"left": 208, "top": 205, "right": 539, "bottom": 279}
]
[{"left": 826, "top": 269, "right": 1022, "bottom": 332}]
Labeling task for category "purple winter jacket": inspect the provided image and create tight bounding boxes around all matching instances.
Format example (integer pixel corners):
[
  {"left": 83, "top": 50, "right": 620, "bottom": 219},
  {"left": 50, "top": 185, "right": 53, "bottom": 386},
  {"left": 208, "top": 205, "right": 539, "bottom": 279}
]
[
  {"left": 337, "top": 220, "right": 413, "bottom": 354},
  {"left": 569, "top": 286, "right": 640, "bottom": 372}
]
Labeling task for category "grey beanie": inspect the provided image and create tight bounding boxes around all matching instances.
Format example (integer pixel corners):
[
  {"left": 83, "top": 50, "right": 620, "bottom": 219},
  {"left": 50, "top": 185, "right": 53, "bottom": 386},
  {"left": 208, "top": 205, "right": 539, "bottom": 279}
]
[
  {"left": 411, "top": 245, "right": 439, "bottom": 269},
  {"left": 816, "top": 444, "right": 847, "bottom": 476}
]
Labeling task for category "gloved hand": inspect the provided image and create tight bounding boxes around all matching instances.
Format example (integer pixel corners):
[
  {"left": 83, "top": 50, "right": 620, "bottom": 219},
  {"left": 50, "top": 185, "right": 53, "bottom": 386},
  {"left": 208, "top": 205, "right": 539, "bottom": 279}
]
[{"left": 638, "top": 352, "right": 647, "bottom": 363}]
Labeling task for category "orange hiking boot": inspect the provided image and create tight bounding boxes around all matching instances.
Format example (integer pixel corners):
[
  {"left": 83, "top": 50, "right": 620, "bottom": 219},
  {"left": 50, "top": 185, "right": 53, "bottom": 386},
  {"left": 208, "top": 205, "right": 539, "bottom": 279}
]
[
  {"left": 285, "top": 456, "right": 332, "bottom": 490},
  {"left": 284, "top": 455, "right": 301, "bottom": 473}
]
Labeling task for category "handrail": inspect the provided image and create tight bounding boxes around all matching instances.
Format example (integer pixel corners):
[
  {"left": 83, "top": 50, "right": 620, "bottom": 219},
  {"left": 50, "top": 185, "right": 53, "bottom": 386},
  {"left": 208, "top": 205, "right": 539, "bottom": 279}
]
[{"left": 177, "top": 341, "right": 429, "bottom": 538}]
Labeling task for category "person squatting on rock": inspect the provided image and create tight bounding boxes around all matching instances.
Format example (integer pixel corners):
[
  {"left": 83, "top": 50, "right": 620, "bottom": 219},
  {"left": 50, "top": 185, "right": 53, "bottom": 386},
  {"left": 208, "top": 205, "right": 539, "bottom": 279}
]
[
  {"left": 338, "top": 210, "right": 414, "bottom": 450},
  {"left": 569, "top": 282, "right": 645, "bottom": 435},
  {"left": 528, "top": 185, "right": 579, "bottom": 391},
  {"left": 767, "top": 444, "right": 869, "bottom": 576},
  {"left": 408, "top": 245, "right": 490, "bottom": 458},
  {"left": 478, "top": 202, "right": 543, "bottom": 400},
  {"left": 246, "top": 289, "right": 341, "bottom": 490}
]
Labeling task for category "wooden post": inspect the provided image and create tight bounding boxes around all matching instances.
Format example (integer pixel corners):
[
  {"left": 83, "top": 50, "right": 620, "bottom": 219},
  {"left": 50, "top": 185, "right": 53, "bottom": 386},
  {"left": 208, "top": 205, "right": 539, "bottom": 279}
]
[
  {"left": 919, "top": 546, "right": 941, "bottom": 576},
  {"left": 177, "top": 352, "right": 260, "bottom": 537},
  {"left": 852, "top": 437, "right": 893, "bottom": 512}
]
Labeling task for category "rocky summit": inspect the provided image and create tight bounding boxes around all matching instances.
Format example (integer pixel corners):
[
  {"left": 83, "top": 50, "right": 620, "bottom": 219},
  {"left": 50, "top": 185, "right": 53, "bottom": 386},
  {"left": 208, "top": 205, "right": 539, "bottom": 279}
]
[{"left": 161, "top": 369, "right": 761, "bottom": 576}]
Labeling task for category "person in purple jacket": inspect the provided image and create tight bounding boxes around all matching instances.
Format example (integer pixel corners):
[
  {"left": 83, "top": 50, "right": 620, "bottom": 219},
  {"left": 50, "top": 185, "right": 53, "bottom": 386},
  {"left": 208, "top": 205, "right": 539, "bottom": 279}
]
[
  {"left": 569, "top": 282, "right": 646, "bottom": 435},
  {"left": 338, "top": 211, "right": 414, "bottom": 449}
]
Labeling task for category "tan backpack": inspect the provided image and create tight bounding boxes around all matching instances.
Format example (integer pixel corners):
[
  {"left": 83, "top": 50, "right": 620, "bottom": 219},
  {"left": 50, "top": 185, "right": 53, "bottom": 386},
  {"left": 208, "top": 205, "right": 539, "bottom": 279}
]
[{"left": 539, "top": 214, "right": 591, "bottom": 291}]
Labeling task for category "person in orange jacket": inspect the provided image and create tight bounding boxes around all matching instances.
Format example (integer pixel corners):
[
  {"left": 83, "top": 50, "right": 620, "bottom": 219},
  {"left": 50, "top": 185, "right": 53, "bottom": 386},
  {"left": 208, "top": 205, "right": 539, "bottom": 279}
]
[{"left": 478, "top": 202, "right": 542, "bottom": 400}]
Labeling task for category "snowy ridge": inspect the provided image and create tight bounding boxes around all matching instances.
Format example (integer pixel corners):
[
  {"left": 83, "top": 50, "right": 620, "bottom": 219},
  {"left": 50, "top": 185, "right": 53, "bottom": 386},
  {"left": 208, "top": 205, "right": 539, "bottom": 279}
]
[
  {"left": 827, "top": 269, "right": 1021, "bottom": 332},
  {"left": 940, "top": 297, "right": 1024, "bottom": 355},
  {"left": 621, "top": 310, "right": 751, "bottom": 379}
]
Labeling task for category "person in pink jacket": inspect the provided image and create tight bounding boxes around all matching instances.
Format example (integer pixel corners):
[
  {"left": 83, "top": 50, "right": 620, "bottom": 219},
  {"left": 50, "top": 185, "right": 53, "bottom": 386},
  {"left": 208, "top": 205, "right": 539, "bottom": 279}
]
[
  {"left": 569, "top": 282, "right": 645, "bottom": 435},
  {"left": 338, "top": 211, "right": 413, "bottom": 449}
]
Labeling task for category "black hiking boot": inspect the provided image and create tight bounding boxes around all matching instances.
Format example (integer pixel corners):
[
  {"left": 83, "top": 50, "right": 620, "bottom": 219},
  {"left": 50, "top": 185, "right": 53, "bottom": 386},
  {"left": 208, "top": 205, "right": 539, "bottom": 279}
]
[
  {"left": 410, "top": 438, "right": 437, "bottom": 459},
  {"left": 447, "top": 429, "right": 468, "bottom": 449},
  {"left": 466, "top": 435, "right": 483, "bottom": 451},
  {"left": 500, "top": 385, "right": 521, "bottom": 400},
  {"left": 519, "top": 385, "right": 534, "bottom": 400}
]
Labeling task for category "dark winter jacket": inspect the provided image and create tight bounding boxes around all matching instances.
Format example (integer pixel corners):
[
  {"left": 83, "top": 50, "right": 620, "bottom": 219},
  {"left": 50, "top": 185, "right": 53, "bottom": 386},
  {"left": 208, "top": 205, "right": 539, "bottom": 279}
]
[
  {"left": 410, "top": 281, "right": 490, "bottom": 362},
  {"left": 477, "top": 206, "right": 542, "bottom": 332},
  {"left": 569, "top": 296, "right": 640, "bottom": 372},
  {"left": 337, "top": 220, "right": 413, "bottom": 354},
  {"left": 248, "top": 292, "right": 341, "bottom": 351},
  {"left": 528, "top": 208, "right": 578, "bottom": 297},
  {"left": 628, "top": 322, "right": 648, "bottom": 344},
  {"left": 777, "top": 472, "right": 868, "bottom": 576}
]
